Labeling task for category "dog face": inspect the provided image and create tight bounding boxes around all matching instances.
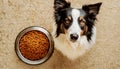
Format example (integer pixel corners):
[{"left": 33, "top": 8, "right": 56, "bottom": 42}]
[{"left": 54, "top": 0, "right": 102, "bottom": 43}]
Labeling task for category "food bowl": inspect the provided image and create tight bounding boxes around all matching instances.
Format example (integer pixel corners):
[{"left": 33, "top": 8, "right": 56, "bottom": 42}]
[{"left": 15, "top": 26, "right": 54, "bottom": 65}]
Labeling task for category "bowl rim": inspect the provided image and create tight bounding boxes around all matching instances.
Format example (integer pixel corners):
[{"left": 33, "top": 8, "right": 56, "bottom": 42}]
[{"left": 15, "top": 26, "right": 54, "bottom": 65}]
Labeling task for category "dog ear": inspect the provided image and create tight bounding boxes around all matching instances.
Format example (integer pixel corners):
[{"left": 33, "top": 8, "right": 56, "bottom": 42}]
[
  {"left": 54, "top": 0, "right": 71, "bottom": 22},
  {"left": 54, "top": 0, "right": 71, "bottom": 12},
  {"left": 82, "top": 2, "right": 102, "bottom": 15}
]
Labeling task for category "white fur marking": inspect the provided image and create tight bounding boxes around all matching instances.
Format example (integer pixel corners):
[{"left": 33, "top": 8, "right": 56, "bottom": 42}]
[
  {"left": 67, "top": 9, "right": 82, "bottom": 48},
  {"left": 69, "top": 9, "right": 81, "bottom": 35}
]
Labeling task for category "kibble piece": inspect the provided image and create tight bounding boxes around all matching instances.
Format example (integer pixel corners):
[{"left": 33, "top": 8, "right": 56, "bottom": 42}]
[{"left": 19, "top": 30, "right": 50, "bottom": 60}]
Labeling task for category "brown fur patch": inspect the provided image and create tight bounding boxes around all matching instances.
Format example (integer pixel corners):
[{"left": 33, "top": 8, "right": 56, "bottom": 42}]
[
  {"left": 79, "top": 16, "right": 88, "bottom": 36},
  {"left": 81, "top": 26, "right": 88, "bottom": 36},
  {"left": 60, "top": 23, "right": 67, "bottom": 34}
]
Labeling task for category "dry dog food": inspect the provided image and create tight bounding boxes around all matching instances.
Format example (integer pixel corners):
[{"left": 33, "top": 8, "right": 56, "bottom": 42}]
[{"left": 19, "top": 30, "right": 50, "bottom": 60}]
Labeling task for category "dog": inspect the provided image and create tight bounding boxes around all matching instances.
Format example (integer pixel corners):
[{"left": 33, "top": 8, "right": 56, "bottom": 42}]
[{"left": 52, "top": 0, "right": 102, "bottom": 60}]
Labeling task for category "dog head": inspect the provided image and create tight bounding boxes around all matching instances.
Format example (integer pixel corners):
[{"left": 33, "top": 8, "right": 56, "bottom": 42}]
[{"left": 54, "top": 0, "right": 102, "bottom": 42}]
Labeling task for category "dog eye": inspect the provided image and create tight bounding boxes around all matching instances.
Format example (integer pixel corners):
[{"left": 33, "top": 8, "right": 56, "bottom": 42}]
[
  {"left": 64, "top": 18, "right": 71, "bottom": 25},
  {"left": 79, "top": 19, "right": 86, "bottom": 23},
  {"left": 78, "top": 16, "right": 86, "bottom": 23},
  {"left": 79, "top": 19, "right": 86, "bottom": 29},
  {"left": 82, "top": 19, "right": 86, "bottom": 23},
  {"left": 79, "top": 19, "right": 85, "bottom": 25}
]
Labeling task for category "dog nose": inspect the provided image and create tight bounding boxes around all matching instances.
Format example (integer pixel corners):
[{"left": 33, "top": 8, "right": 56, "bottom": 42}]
[{"left": 70, "top": 33, "right": 79, "bottom": 41}]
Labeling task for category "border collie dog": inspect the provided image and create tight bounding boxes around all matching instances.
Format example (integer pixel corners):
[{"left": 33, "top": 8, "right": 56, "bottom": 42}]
[{"left": 52, "top": 0, "right": 102, "bottom": 60}]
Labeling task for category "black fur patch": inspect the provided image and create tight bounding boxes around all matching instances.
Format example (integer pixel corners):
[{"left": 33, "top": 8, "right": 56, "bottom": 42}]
[
  {"left": 82, "top": 2, "right": 102, "bottom": 41},
  {"left": 54, "top": 0, "right": 71, "bottom": 37}
]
